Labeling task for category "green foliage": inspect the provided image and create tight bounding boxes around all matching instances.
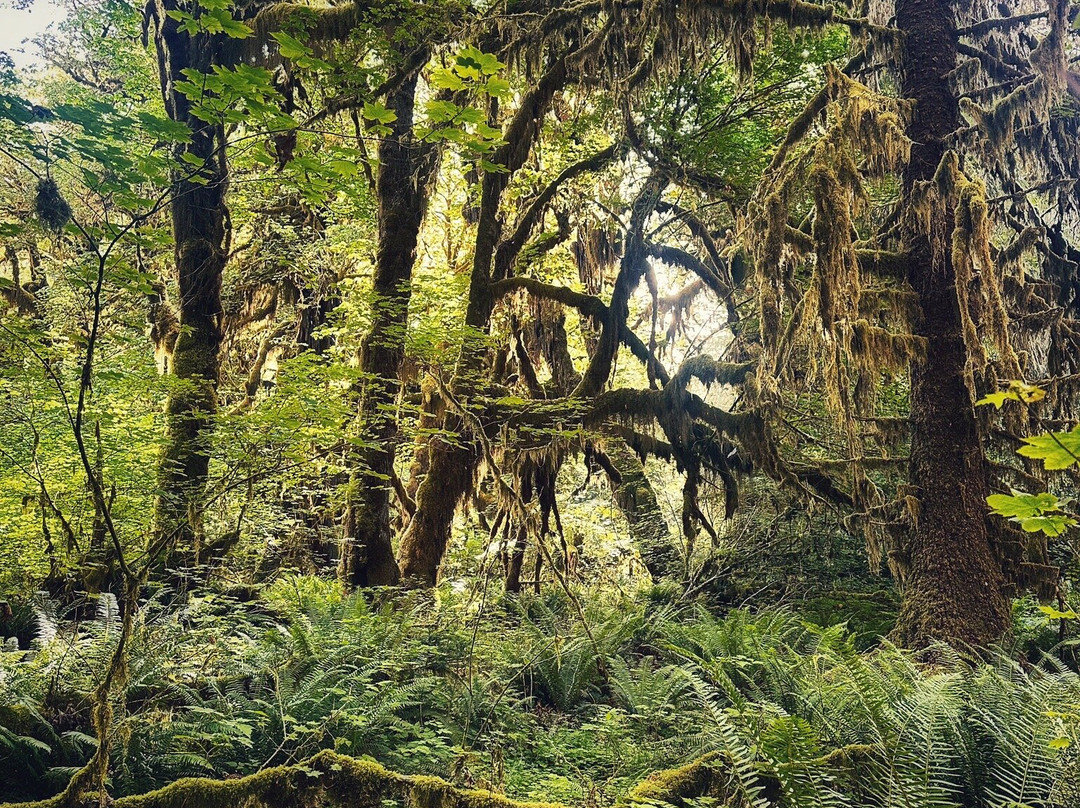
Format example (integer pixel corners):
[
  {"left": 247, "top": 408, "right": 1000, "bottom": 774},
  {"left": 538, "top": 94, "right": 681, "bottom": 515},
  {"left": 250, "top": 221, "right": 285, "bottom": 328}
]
[
  {"left": 1017, "top": 428, "right": 1080, "bottom": 471},
  {"left": 977, "top": 383, "right": 1078, "bottom": 538},
  {"left": 987, "top": 491, "right": 1077, "bottom": 537},
  {"left": 417, "top": 46, "right": 508, "bottom": 166},
  {"left": 3, "top": 584, "right": 1077, "bottom": 805}
]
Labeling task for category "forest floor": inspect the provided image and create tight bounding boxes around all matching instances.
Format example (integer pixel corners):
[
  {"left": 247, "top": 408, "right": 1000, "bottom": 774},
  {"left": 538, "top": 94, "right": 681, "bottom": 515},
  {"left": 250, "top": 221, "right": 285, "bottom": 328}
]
[{"left": 2, "top": 575, "right": 1078, "bottom": 806}]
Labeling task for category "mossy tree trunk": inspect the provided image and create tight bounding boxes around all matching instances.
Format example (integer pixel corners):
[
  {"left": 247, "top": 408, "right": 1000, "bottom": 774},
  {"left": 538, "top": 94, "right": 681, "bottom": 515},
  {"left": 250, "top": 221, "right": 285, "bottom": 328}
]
[
  {"left": 394, "top": 173, "right": 498, "bottom": 582},
  {"left": 150, "top": 0, "right": 230, "bottom": 565},
  {"left": 892, "top": 0, "right": 1009, "bottom": 648},
  {"left": 341, "top": 71, "right": 436, "bottom": 588},
  {"left": 397, "top": 44, "right": 589, "bottom": 585},
  {"left": 600, "top": 440, "right": 678, "bottom": 580}
]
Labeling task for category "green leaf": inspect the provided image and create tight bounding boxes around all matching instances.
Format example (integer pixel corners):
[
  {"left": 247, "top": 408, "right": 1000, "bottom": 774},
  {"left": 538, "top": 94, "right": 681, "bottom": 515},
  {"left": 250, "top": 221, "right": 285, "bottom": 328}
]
[
  {"left": 986, "top": 491, "right": 1063, "bottom": 520},
  {"left": 1038, "top": 605, "right": 1078, "bottom": 620},
  {"left": 425, "top": 100, "right": 459, "bottom": 123},
  {"left": 136, "top": 111, "right": 192, "bottom": 143},
  {"left": 328, "top": 160, "right": 359, "bottom": 177},
  {"left": 211, "top": 11, "right": 253, "bottom": 39},
  {"left": 361, "top": 101, "right": 397, "bottom": 125},
  {"left": 977, "top": 381, "right": 1045, "bottom": 408},
  {"left": 429, "top": 68, "right": 465, "bottom": 91},
  {"left": 988, "top": 491, "right": 1077, "bottom": 536},
  {"left": 455, "top": 106, "right": 484, "bottom": 125},
  {"left": 484, "top": 77, "right": 511, "bottom": 98},
  {"left": 1020, "top": 515, "right": 1076, "bottom": 537},
  {"left": 473, "top": 122, "right": 503, "bottom": 140},
  {"left": 975, "top": 391, "right": 1011, "bottom": 409},
  {"left": 271, "top": 31, "right": 311, "bottom": 60},
  {"left": 1017, "top": 427, "right": 1080, "bottom": 470},
  {"left": 479, "top": 158, "right": 508, "bottom": 174}
]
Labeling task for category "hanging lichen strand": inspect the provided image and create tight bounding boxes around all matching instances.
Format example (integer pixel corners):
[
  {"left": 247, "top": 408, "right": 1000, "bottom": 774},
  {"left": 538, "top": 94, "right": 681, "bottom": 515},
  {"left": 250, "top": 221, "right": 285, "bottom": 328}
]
[
  {"left": 745, "top": 62, "right": 917, "bottom": 578},
  {"left": 953, "top": 0, "right": 1080, "bottom": 424},
  {"left": 395, "top": 0, "right": 892, "bottom": 585},
  {"left": 732, "top": 0, "right": 1080, "bottom": 643}
]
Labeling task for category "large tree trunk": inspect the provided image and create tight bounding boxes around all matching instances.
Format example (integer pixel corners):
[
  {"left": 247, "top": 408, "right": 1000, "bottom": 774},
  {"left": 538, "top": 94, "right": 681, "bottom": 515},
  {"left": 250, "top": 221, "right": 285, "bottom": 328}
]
[
  {"left": 397, "top": 25, "right": 615, "bottom": 584},
  {"left": 893, "top": 0, "right": 1009, "bottom": 648},
  {"left": 397, "top": 99, "right": 524, "bottom": 585},
  {"left": 341, "top": 73, "right": 435, "bottom": 587},
  {"left": 150, "top": 2, "right": 229, "bottom": 564}
]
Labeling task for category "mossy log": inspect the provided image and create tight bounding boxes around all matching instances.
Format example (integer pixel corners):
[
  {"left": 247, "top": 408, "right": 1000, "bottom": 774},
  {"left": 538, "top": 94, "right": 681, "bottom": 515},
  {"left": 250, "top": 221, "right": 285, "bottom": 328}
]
[
  {"left": 0, "top": 751, "right": 780, "bottom": 808},
  {"left": 0, "top": 750, "right": 560, "bottom": 808},
  {"left": 622, "top": 752, "right": 779, "bottom": 808}
]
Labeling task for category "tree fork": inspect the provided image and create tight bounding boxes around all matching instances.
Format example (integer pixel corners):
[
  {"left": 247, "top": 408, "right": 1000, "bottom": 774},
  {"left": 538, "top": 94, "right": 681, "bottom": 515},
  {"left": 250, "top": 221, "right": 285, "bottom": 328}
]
[{"left": 397, "top": 24, "right": 613, "bottom": 584}]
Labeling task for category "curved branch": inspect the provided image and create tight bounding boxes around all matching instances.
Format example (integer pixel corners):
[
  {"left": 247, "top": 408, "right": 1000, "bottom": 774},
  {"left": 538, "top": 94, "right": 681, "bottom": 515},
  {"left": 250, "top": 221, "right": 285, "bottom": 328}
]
[
  {"left": 647, "top": 243, "right": 731, "bottom": 299},
  {"left": 490, "top": 276, "right": 607, "bottom": 319},
  {"left": 495, "top": 142, "right": 622, "bottom": 278}
]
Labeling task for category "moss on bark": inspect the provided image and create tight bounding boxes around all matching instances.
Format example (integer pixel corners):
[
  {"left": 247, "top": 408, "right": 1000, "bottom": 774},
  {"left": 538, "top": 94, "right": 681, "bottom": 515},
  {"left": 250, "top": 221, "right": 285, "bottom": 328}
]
[{"left": 3, "top": 750, "right": 745, "bottom": 808}]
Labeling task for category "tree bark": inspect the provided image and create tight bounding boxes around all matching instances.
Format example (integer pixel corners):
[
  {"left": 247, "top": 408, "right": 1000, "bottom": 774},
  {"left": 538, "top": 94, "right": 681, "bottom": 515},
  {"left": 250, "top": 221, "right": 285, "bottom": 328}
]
[
  {"left": 341, "top": 72, "right": 436, "bottom": 587},
  {"left": 893, "top": 0, "right": 1009, "bottom": 648},
  {"left": 397, "top": 57, "right": 577, "bottom": 584},
  {"left": 597, "top": 440, "right": 678, "bottom": 580},
  {"left": 150, "top": 1, "right": 229, "bottom": 564}
]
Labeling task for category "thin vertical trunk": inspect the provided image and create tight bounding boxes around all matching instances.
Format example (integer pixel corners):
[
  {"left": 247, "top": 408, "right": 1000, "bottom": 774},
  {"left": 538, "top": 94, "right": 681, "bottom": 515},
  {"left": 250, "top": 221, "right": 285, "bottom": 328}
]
[
  {"left": 341, "top": 72, "right": 435, "bottom": 587},
  {"left": 150, "top": 1, "right": 228, "bottom": 563},
  {"left": 600, "top": 441, "right": 678, "bottom": 580},
  {"left": 893, "top": 0, "right": 1009, "bottom": 647},
  {"left": 504, "top": 524, "right": 528, "bottom": 593}
]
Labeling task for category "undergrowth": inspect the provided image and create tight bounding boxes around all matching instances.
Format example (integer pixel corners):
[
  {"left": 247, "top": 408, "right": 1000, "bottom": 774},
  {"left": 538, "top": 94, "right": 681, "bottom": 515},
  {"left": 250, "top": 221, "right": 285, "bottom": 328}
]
[{"left": 1, "top": 576, "right": 1078, "bottom": 806}]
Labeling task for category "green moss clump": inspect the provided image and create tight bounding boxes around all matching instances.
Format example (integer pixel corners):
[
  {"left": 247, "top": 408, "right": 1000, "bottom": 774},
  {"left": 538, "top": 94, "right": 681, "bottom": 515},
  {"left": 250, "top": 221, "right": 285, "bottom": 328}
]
[{"left": 623, "top": 753, "right": 724, "bottom": 806}]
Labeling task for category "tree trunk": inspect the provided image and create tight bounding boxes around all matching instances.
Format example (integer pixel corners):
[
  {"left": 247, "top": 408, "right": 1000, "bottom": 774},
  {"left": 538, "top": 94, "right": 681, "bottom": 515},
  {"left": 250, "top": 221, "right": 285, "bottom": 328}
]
[
  {"left": 341, "top": 73, "right": 436, "bottom": 587},
  {"left": 150, "top": 1, "right": 228, "bottom": 564},
  {"left": 397, "top": 29, "right": 611, "bottom": 584},
  {"left": 893, "top": 0, "right": 1009, "bottom": 648},
  {"left": 504, "top": 523, "right": 527, "bottom": 593},
  {"left": 396, "top": 114, "right": 510, "bottom": 585},
  {"left": 600, "top": 440, "right": 679, "bottom": 581}
]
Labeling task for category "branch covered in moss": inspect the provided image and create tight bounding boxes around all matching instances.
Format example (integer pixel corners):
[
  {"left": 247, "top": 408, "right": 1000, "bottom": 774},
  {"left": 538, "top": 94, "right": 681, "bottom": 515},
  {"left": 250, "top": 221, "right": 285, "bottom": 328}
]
[
  {"left": 671, "top": 356, "right": 756, "bottom": 389},
  {"left": 489, "top": 277, "right": 607, "bottom": 319},
  {"left": 495, "top": 143, "right": 622, "bottom": 278}
]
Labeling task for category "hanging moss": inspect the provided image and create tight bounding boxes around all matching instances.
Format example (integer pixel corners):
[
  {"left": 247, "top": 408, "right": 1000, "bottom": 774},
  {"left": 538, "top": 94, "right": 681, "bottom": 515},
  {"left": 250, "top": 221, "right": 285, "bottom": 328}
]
[
  {"left": 850, "top": 319, "right": 926, "bottom": 368},
  {"left": 960, "top": 0, "right": 1069, "bottom": 156},
  {"left": 922, "top": 151, "right": 1021, "bottom": 382},
  {"left": 34, "top": 178, "right": 72, "bottom": 231}
]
